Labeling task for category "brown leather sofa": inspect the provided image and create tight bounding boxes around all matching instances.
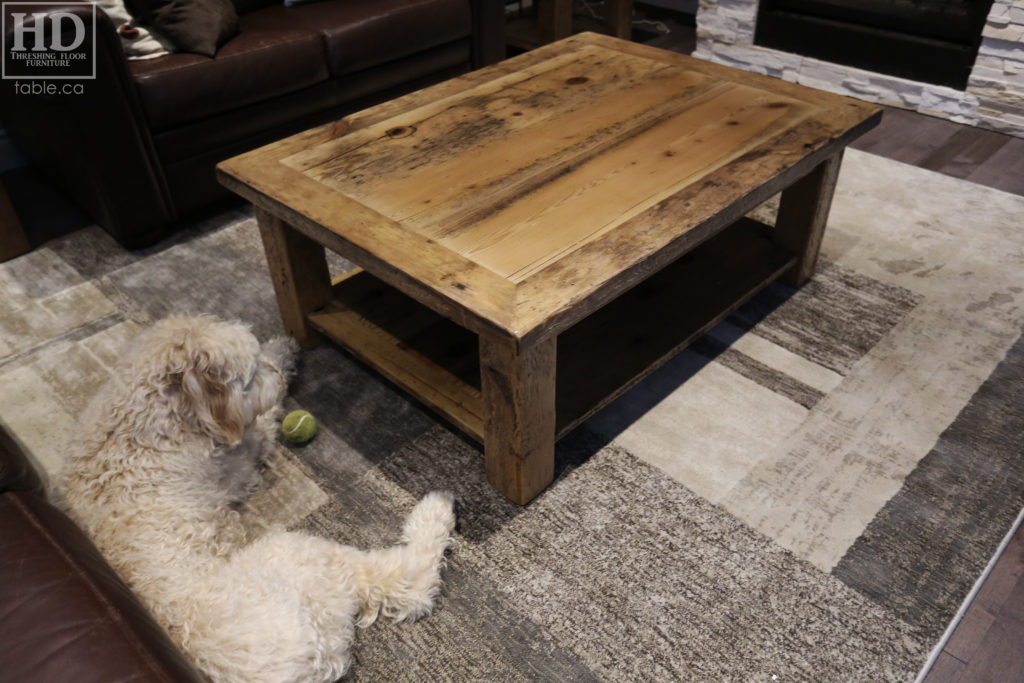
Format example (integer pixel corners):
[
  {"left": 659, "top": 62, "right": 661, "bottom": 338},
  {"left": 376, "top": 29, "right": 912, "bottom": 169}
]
[
  {"left": 1, "top": 0, "right": 504, "bottom": 248},
  {"left": 0, "top": 427, "right": 207, "bottom": 682}
]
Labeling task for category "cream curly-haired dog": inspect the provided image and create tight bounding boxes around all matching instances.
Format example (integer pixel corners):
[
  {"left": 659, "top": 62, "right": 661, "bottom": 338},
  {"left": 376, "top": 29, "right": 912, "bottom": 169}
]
[{"left": 56, "top": 316, "right": 457, "bottom": 683}]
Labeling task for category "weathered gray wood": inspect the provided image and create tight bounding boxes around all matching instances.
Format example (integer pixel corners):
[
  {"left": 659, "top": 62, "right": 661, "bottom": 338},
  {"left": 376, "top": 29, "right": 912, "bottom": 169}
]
[
  {"left": 773, "top": 151, "right": 844, "bottom": 286},
  {"left": 219, "top": 34, "right": 880, "bottom": 344},
  {"left": 606, "top": 0, "right": 633, "bottom": 39},
  {"left": 308, "top": 271, "right": 484, "bottom": 442},
  {"left": 255, "top": 207, "right": 332, "bottom": 348},
  {"left": 221, "top": 34, "right": 880, "bottom": 503},
  {"left": 539, "top": 0, "right": 573, "bottom": 43},
  {"left": 480, "top": 333, "right": 556, "bottom": 505}
]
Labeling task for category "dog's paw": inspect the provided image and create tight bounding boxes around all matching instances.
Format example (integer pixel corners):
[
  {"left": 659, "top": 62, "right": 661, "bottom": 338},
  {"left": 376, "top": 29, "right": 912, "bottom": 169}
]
[{"left": 261, "top": 336, "right": 300, "bottom": 382}]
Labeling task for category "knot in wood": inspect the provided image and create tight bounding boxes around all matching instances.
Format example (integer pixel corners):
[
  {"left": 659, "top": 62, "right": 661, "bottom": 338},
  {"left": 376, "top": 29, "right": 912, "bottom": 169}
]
[{"left": 386, "top": 125, "right": 416, "bottom": 139}]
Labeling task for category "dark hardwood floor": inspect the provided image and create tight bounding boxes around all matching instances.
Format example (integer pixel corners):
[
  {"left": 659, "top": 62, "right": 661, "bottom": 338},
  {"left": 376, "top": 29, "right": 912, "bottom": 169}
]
[
  {"left": 850, "top": 105, "right": 1024, "bottom": 198},
  {"left": 637, "top": 11, "right": 1024, "bottom": 682},
  {"left": 852, "top": 105, "right": 1024, "bottom": 683},
  {"left": 925, "top": 524, "right": 1024, "bottom": 682}
]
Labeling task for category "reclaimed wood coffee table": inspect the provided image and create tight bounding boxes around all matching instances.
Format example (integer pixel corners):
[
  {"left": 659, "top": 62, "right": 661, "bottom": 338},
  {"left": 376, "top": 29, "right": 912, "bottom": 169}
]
[{"left": 217, "top": 33, "right": 880, "bottom": 504}]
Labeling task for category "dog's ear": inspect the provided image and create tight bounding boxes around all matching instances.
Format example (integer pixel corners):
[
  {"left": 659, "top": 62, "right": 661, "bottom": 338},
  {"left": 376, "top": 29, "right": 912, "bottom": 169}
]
[{"left": 181, "top": 369, "right": 247, "bottom": 446}]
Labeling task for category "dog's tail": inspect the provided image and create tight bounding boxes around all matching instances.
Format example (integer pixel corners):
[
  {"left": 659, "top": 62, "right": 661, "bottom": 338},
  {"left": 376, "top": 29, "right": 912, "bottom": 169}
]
[{"left": 355, "top": 491, "right": 457, "bottom": 627}]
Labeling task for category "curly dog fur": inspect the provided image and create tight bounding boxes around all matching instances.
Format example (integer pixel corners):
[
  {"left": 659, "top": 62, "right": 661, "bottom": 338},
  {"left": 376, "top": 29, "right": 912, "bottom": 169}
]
[{"left": 55, "top": 316, "right": 456, "bottom": 683}]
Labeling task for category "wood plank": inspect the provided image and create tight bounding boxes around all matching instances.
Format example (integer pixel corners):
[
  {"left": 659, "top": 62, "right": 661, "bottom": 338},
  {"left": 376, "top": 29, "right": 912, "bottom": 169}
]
[
  {"left": 955, "top": 607, "right": 1024, "bottom": 681},
  {"left": 511, "top": 112, "right": 873, "bottom": 346},
  {"left": 480, "top": 332, "right": 557, "bottom": 505},
  {"left": 849, "top": 106, "right": 960, "bottom": 166},
  {"left": 222, "top": 31, "right": 882, "bottom": 505},
  {"left": 919, "top": 126, "right": 1008, "bottom": 179},
  {"left": 402, "top": 75, "right": 725, "bottom": 239},
  {"left": 539, "top": 0, "right": 573, "bottom": 44},
  {"left": 218, "top": 43, "right": 594, "bottom": 193},
  {"left": 555, "top": 217, "right": 795, "bottom": 436},
  {"left": 225, "top": 40, "right": 578, "bottom": 167},
  {"left": 577, "top": 33, "right": 879, "bottom": 120},
  {"left": 300, "top": 51, "right": 713, "bottom": 227},
  {"left": 848, "top": 104, "right": 1024, "bottom": 198},
  {"left": 944, "top": 604, "right": 998, "bottom": 665},
  {"left": 307, "top": 273, "right": 483, "bottom": 442},
  {"left": 227, "top": 33, "right": 876, "bottom": 185},
  {"left": 220, "top": 33, "right": 879, "bottom": 344},
  {"left": 923, "top": 652, "right": 967, "bottom": 683},
  {"left": 605, "top": 0, "right": 633, "bottom": 39},
  {"left": 285, "top": 45, "right": 618, "bottom": 175},
  {"left": 254, "top": 208, "right": 332, "bottom": 348},
  {"left": 301, "top": 218, "right": 794, "bottom": 448},
  {"left": 965, "top": 136, "right": 1024, "bottom": 196},
  {"left": 773, "top": 150, "right": 844, "bottom": 286},
  {"left": 441, "top": 84, "right": 809, "bottom": 281},
  {"left": 922, "top": 524, "right": 1024, "bottom": 682},
  {"left": 972, "top": 526, "right": 1024, "bottom": 612},
  {"left": 219, "top": 158, "right": 518, "bottom": 339}
]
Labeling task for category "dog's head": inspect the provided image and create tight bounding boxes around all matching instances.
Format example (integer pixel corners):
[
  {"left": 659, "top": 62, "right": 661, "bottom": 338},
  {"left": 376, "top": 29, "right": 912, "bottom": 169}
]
[{"left": 127, "top": 316, "right": 291, "bottom": 446}]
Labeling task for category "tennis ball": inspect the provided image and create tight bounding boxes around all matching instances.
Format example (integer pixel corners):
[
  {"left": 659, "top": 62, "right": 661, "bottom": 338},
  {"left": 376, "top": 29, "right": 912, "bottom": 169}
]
[{"left": 281, "top": 410, "right": 316, "bottom": 445}]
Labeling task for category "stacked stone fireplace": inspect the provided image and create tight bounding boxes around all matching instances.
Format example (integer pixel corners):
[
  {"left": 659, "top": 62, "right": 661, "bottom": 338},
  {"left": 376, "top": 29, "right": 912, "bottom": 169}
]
[{"left": 694, "top": 0, "right": 1024, "bottom": 138}]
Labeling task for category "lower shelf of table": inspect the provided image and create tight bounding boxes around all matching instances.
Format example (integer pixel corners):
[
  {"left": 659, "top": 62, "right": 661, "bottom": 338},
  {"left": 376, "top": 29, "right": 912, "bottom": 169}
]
[{"left": 307, "top": 218, "right": 796, "bottom": 446}]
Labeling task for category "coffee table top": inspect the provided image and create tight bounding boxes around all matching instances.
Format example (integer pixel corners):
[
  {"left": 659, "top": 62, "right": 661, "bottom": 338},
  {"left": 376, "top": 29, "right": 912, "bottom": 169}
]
[{"left": 218, "top": 33, "right": 880, "bottom": 344}]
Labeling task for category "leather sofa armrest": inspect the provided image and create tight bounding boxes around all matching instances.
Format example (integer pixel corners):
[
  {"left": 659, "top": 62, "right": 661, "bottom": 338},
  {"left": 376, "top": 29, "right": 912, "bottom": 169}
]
[
  {"left": 469, "top": 0, "right": 505, "bottom": 68},
  {"left": 0, "top": 492, "right": 207, "bottom": 683},
  {"left": 1, "top": 1, "right": 176, "bottom": 247}
]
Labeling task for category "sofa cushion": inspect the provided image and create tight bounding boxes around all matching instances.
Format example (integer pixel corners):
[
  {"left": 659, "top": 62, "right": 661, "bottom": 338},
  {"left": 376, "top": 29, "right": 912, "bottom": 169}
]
[
  {"left": 231, "top": 0, "right": 275, "bottom": 15},
  {"left": 0, "top": 492, "right": 206, "bottom": 683},
  {"left": 126, "top": 0, "right": 240, "bottom": 57},
  {"left": 242, "top": 0, "right": 472, "bottom": 78},
  {"left": 130, "top": 26, "right": 328, "bottom": 131}
]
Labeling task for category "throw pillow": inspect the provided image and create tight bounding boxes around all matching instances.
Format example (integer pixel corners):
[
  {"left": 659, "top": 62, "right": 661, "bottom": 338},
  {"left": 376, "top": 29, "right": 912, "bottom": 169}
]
[
  {"left": 95, "top": 0, "right": 173, "bottom": 60},
  {"left": 124, "top": 0, "right": 239, "bottom": 57}
]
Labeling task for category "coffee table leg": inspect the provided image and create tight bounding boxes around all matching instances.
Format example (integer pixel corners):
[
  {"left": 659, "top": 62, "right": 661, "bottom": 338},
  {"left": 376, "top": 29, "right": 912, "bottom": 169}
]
[
  {"left": 255, "top": 207, "right": 333, "bottom": 348},
  {"left": 539, "top": 0, "right": 573, "bottom": 43},
  {"left": 606, "top": 0, "right": 633, "bottom": 39},
  {"left": 773, "top": 150, "right": 844, "bottom": 287},
  {"left": 480, "top": 333, "right": 557, "bottom": 505}
]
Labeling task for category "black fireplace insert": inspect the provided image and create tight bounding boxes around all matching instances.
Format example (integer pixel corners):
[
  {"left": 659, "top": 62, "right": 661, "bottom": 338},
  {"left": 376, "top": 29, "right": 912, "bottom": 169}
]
[{"left": 754, "top": 0, "right": 995, "bottom": 90}]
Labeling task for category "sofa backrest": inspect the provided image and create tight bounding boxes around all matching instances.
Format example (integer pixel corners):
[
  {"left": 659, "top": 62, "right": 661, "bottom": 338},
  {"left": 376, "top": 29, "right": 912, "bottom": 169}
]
[{"left": 231, "top": 0, "right": 280, "bottom": 15}]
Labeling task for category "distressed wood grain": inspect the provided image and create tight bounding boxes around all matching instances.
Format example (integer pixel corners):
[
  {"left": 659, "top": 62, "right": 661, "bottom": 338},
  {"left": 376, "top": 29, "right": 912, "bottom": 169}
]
[
  {"left": 219, "top": 33, "right": 879, "bottom": 503},
  {"left": 481, "top": 333, "right": 557, "bottom": 505},
  {"left": 220, "top": 33, "right": 878, "bottom": 343},
  {"left": 774, "top": 150, "right": 844, "bottom": 286},
  {"left": 254, "top": 207, "right": 332, "bottom": 348}
]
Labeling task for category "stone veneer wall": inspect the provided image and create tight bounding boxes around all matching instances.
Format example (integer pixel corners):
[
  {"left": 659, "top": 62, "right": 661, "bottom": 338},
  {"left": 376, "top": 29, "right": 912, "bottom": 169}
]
[{"left": 693, "top": 0, "right": 1024, "bottom": 138}]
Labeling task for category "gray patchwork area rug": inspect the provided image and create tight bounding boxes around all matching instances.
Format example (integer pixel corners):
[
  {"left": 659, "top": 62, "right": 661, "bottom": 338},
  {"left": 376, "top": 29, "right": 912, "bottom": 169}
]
[{"left": 2, "top": 148, "right": 1023, "bottom": 681}]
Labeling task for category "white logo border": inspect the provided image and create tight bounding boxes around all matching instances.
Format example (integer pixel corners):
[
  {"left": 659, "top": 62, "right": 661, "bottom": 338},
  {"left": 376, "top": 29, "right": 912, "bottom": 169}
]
[{"left": 2, "top": 1, "right": 97, "bottom": 80}]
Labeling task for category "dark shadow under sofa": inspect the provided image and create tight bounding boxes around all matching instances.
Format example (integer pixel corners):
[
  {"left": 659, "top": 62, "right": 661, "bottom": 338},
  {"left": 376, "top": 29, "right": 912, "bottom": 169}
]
[
  {"left": 1, "top": 0, "right": 504, "bottom": 248},
  {"left": 0, "top": 426, "right": 208, "bottom": 682}
]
